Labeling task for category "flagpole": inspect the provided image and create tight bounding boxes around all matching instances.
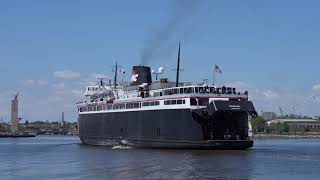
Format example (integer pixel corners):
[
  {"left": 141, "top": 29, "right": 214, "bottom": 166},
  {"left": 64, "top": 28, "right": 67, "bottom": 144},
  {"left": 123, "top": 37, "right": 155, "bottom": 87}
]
[{"left": 213, "top": 66, "right": 216, "bottom": 85}]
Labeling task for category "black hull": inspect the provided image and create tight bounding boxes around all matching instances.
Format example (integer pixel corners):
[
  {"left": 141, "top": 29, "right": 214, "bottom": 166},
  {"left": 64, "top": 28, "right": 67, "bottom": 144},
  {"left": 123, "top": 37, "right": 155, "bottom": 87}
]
[
  {"left": 80, "top": 137, "right": 253, "bottom": 150},
  {"left": 78, "top": 103, "right": 255, "bottom": 150}
]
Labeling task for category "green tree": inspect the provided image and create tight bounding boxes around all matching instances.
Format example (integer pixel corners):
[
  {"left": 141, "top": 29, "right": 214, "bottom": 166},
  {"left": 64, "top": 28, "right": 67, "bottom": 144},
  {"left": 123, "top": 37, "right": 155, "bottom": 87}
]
[
  {"left": 250, "top": 116, "right": 265, "bottom": 132},
  {"left": 282, "top": 122, "right": 290, "bottom": 133},
  {"left": 270, "top": 122, "right": 290, "bottom": 134}
]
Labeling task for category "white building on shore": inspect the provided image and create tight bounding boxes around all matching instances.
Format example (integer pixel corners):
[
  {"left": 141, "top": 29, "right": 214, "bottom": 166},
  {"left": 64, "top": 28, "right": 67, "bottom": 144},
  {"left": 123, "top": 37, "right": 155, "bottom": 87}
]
[{"left": 267, "top": 119, "right": 320, "bottom": 132}]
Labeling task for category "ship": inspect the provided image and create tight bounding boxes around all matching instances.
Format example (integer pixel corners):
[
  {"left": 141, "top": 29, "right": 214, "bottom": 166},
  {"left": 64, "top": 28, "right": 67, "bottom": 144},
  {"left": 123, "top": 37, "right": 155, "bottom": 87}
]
[{"left": 77, "top": 44, "right": 257, "bottom": 149}]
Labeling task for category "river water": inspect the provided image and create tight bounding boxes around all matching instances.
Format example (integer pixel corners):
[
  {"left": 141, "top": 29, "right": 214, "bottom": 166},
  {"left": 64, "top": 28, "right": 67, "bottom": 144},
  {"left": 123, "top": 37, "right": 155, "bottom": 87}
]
[{"left": 0, "top": 136, "right": 319, "bottom": 180}]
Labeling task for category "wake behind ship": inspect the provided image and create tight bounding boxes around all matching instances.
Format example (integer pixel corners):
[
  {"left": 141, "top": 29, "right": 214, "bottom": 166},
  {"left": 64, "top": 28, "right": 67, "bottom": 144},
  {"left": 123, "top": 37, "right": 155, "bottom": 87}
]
[{"left": 77, "top": 45, "right": 257, "bottom": 149}]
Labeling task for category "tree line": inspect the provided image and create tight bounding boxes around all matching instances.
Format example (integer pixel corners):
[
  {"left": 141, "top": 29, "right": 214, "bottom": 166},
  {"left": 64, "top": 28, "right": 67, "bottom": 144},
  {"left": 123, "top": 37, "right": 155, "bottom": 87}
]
[{"left": 250, "top": 116, "right": 290, "bottom": 134}]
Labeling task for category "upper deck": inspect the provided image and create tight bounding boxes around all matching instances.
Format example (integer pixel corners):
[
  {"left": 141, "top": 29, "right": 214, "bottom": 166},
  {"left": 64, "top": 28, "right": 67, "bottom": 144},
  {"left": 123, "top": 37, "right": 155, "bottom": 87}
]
[{"left": 77, "top": 84, "right": 248, "bottom": 107}]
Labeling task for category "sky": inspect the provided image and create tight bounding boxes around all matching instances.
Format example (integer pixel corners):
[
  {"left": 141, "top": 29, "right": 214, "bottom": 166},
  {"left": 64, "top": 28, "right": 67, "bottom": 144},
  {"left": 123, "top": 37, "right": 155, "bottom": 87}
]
[{"left": 0, "top": 0, "right": 320, "bottom": 122}]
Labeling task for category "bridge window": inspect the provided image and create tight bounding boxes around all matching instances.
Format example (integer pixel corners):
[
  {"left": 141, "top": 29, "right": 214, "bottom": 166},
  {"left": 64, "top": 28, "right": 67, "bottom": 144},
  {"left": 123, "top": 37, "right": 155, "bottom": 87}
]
[
  {"left": 173, "top": 89, "right": 178, "bottom": 94},
  {"left": 227, "top": 87, "right": 232, "bottom": 94},
  {"left": 195, "top": 87, "right": 199, "bottom": 93},
  {"left": 210, "top": 87, "right": 215, "bottom": 93}
]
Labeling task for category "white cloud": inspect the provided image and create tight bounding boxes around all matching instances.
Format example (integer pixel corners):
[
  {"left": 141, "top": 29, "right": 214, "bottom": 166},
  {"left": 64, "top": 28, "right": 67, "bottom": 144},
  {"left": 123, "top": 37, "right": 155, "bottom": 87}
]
[
  {"left": 80, "top": 73, "right": 111, "bottom": 86},
  {"left": 37, "top": 80, "right": 48, "bottom": 85},
  {"left": 262, "top": 90, "right": 279, "bottom": 99},
  {"left": 225, "top": 81, "right": 320, "bottom": 116},
  {"left": 25, "top": 80, "right": 48, "bottom": 86},
  {"left": 309, "top": 95, "right": 320, "bottom": 103},
  {"left": 25, "top": 80, "right": 35, "bottom": 85},
  {"left": 312, "top": 84, "right": 320, "bottom": 92},
  {"left": 227, "top": 81, "right": 279, "bottom": 100},
  {"left": 71, "top": 89, "right": 84, "bottom": 98},
  {"left": 91, "top": 73, "right": 110, "bottom": 79},
  {"left": 51, "top": 82, "right": 65, "bottom": 90},
  {"left": 54, "top": 70, "right": 81, "bottom": 79}
]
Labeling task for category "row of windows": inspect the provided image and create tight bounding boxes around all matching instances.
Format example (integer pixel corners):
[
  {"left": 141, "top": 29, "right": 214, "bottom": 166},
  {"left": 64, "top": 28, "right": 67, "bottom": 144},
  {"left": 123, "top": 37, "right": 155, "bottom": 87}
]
[
  {"left": 291, "top": 125, "right": 320, "bottom": 129},
  {"left": 87, "top": 87, "right": 100, "bottom": 91},
  {"left": 154, "top": 86, "right": 241, "bottom": 97},
  {"left": 79, "top": 100, "right": 161, "bottom": 112},
  {"left": 126, "top": 102, "right": 141, "bottom": 109},
  {"left": 79, "top": 97, "right": 211, "bottom": 112},
  {"left": 164, "top": 99, "right": 186, "bottom": 105},
  {"left": 142, "top": 101, "right": 160, "bottom": 107}
]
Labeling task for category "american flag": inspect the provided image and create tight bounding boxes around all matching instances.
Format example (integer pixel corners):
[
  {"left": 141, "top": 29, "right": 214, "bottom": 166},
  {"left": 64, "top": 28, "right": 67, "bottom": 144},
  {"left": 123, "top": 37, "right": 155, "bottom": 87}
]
[
  {"left": 214, "top": 64, "right": 222, "bottom": 74},
  {"left": 112, "top": 67, "right": 125, "bottom": 74}
]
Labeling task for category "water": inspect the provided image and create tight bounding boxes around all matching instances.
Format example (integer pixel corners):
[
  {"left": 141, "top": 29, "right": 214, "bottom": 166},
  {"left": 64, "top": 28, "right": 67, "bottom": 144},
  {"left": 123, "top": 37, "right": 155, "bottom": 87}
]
[{"left": 1, "top": 136, "right": 320, "bottom": 180}]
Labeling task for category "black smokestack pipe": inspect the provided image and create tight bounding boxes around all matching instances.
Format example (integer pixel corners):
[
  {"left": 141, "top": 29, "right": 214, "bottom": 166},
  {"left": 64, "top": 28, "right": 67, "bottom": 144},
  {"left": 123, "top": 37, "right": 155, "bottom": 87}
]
[{"left": 175, "top": 43, "right": 181, "bottom": 87}]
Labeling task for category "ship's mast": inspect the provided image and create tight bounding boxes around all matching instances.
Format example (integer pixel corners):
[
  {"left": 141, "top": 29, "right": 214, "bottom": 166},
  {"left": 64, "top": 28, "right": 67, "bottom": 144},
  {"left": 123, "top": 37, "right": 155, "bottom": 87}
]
[
  {"left": 176, "top": 43, "right": 181, "bottom": 87},
  {"left": 114, "top": 61, "right": 118, "bottom": 87}
]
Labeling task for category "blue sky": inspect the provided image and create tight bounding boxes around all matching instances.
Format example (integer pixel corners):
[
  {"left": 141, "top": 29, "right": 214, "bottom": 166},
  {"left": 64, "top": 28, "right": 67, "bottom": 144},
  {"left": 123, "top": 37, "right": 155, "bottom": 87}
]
[{"left": 0, "top": 0, "right": 319, "bottom": 121}]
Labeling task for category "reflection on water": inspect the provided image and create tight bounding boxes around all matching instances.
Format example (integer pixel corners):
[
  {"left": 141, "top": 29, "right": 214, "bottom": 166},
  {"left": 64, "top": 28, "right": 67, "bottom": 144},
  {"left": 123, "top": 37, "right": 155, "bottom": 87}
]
[{"left": 0, "top": 136, "right": 320, "bottom": 179}]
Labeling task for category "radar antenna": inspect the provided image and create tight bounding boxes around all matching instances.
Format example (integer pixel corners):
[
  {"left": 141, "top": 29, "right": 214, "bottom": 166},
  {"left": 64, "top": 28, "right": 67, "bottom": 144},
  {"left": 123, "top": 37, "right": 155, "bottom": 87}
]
[{"left": 152, "top": 67, "right": 165, "bottom": 80}]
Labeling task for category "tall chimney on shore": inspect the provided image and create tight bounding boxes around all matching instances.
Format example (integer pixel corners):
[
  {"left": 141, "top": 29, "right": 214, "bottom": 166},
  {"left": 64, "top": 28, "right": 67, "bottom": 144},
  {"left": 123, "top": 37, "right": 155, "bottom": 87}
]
[{"left": 11, "top": 94, "right": 19, "bottom": 134}]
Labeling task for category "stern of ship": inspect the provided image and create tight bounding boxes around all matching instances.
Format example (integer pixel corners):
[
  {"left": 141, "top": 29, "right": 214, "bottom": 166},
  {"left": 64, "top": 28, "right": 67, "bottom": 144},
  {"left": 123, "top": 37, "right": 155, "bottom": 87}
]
[{"left": 190, "top": 100, "right": 257, "bottom": 150}]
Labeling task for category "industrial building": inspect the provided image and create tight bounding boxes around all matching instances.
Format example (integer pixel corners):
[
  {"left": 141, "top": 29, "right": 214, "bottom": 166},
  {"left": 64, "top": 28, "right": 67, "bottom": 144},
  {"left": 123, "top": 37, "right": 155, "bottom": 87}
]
[{"left": 267, "top": 119, "right": 320, "bottom": 132}]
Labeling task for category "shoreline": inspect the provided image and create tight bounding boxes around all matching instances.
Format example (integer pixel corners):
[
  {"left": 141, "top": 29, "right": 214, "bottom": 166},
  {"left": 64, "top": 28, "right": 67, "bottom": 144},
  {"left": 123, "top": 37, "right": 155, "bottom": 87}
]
[{"left": 254, "top": 133, "right": 320, "bottom": 139}]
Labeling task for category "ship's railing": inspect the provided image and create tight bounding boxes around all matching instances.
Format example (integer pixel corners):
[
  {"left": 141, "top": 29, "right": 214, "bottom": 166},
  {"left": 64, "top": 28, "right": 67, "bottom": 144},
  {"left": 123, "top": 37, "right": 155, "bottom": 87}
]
[{"left": 152, "top": 85, "right": 248, "bottom": 98}]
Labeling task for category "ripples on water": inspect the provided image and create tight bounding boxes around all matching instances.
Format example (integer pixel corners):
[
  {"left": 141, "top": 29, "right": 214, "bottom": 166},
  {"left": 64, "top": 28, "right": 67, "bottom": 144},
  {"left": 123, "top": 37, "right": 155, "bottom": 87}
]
[{"left": 1, "top": 136, "right": 320, "bottom": 180}]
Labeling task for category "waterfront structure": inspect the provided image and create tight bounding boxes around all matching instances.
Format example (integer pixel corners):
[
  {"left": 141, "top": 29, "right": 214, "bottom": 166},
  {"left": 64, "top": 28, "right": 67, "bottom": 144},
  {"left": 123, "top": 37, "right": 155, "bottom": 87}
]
[
  {"left": 267, "top": 119, "right": 320, "bottom": 132},
  {"left": 60, "top": 112, "right": 66, "bottom": 128},
  {"left": 0, "top": 94, "right": 35, "bottom": 138},
  {"left": 76, "top": 45, "right": 257, "bottom": 149},
  {"left": 261, "top": 112, "right": 277, "bottom": 121},
  {"left": 10, "top": 94, "right": 19, "bottom": 134}
]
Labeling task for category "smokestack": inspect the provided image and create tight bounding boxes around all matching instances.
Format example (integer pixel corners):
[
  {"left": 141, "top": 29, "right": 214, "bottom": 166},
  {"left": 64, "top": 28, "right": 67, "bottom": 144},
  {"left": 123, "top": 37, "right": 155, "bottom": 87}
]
[
  {"left": 130, "top": 66, "right": 152, "bottom": 86},
  {"left": 175, "top": 43, "right": 181, "bottom": 87}
]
